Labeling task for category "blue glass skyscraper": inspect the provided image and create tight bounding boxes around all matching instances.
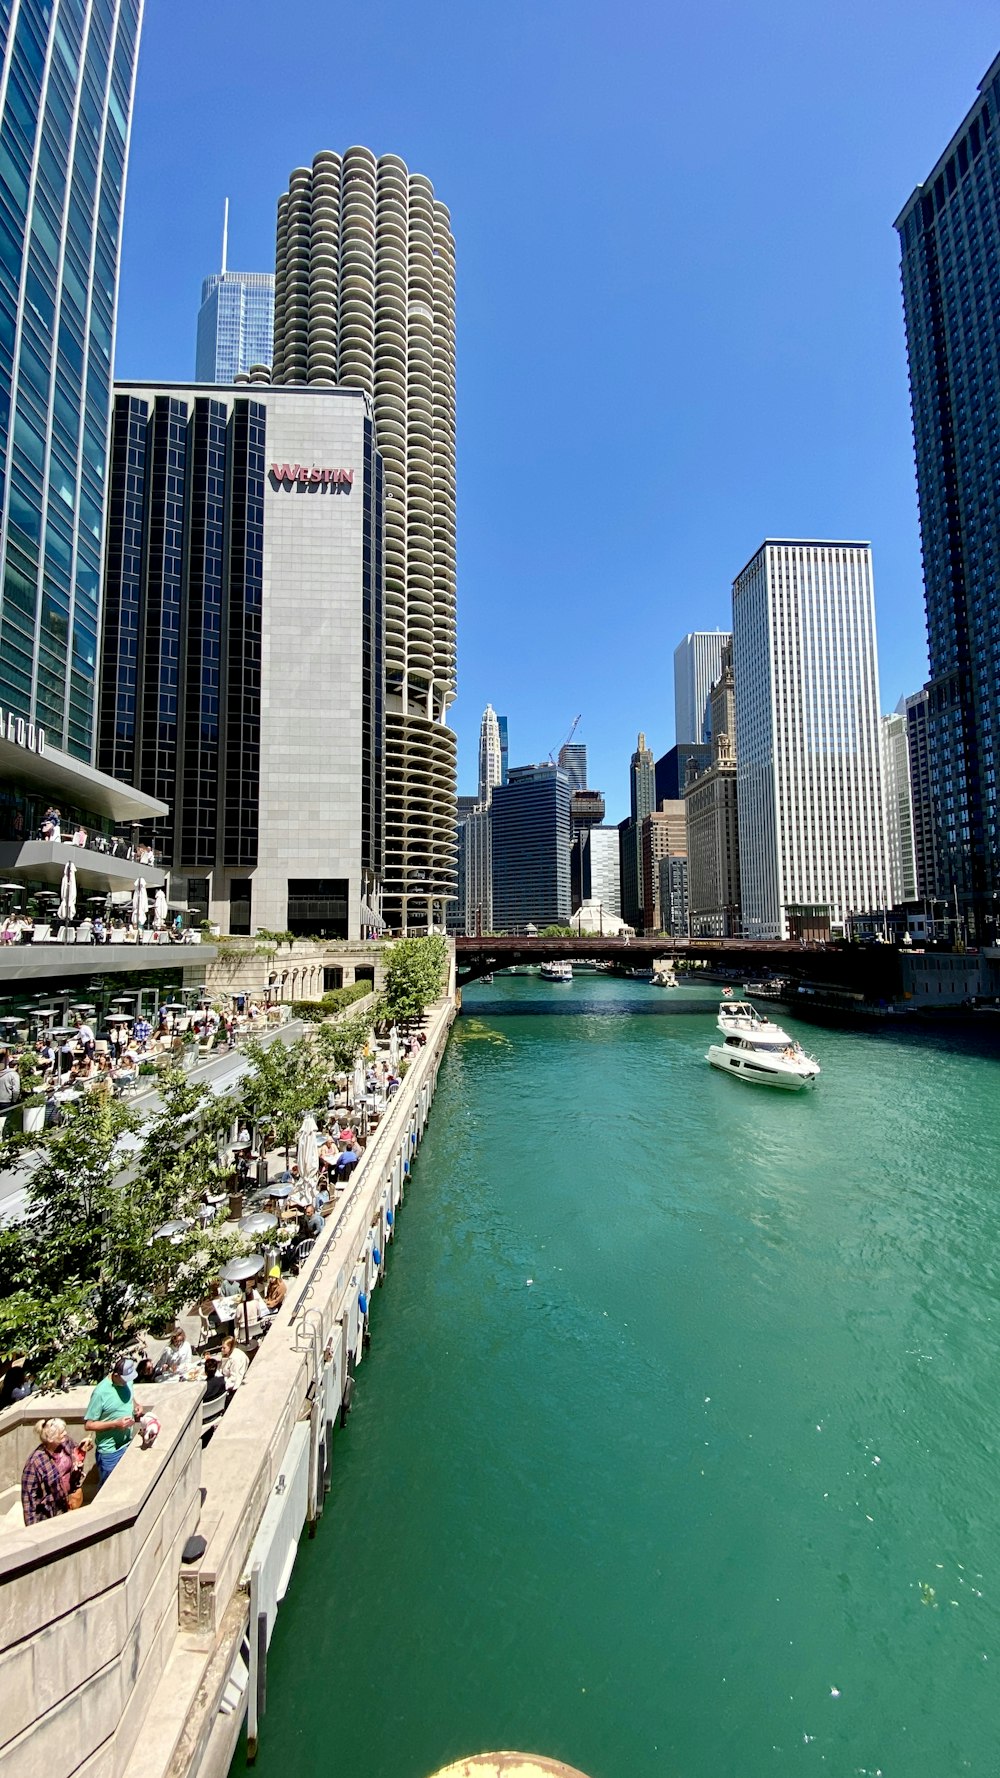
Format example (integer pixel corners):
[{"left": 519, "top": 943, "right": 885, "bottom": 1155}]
[
  {"left": 195, "top": 270, "right": 274, "bottom": 383},
  {"left": 896, "top": 54, "right": 1000, "bottom": 931},
  {"left": 0, "top": 0, "right": 144, "bottom": 759}
]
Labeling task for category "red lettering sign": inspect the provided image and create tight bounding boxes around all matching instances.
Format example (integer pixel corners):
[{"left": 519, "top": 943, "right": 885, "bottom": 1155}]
[{"left": 269, "top": 463, "right": 355, "bottom": 487}]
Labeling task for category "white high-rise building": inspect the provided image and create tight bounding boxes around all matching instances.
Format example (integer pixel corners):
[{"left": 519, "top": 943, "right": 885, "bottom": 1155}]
[
  {"left": 674, "top": 631, "right": 730, "bottom": 745},
  {"left": 478, "top": 704, "right": 503, "bottom": 806},
  {"left": 882, "top": 712, "right": 917, "bottom": 904},
  {"left": 589, "top": 827, "right": 622, "bottom": 918},
  {"left": 732, "top": 541, "right": 889, "bottom": 938}
]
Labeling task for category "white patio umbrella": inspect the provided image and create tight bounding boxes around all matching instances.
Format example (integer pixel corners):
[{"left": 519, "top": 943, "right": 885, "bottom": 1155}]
[
  {"left": 388, "top": 1025, "right": 400, "bottom": 1071},
  {"left": 57, "top": 860, "right": 77, "bottom": 923},
  {"left": 152, "top": 888, "right": 168, "bottom": 930},
  {"left": 296, "top": 1117, "right": 319, "bottom": 1180},
  {"left": 352, "top": 1058, "right": 366, "bottom": 1108},
  {"left": 131, "top": 877, "right": 148, "bottom": 929}
]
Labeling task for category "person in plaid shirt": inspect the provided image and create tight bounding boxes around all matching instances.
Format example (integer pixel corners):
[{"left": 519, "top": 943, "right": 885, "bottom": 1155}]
[
  {"left": 131, "top": 1017, "right": 151, "bottom": 1050},
  {"left": 21, "top": 1418, "right": 85, "bottom": 1525}
]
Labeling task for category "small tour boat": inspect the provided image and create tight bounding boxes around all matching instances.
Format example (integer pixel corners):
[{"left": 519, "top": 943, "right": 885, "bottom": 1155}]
[
  {"left": 540, "top": 960, "right": 573, "bottom": 982},
  {"left": 707, "top": 1001, "right": 820, "bottom": 1090}
]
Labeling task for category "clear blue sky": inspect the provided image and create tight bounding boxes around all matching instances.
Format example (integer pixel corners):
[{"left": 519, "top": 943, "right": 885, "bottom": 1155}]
[{"left": 116, "top": 1, "right": 998, "bottom": 822}]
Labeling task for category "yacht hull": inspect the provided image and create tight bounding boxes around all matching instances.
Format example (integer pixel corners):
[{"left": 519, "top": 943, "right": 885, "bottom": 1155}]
[{"left": 706, "top": 1045, "right": 816, "bottom": 1090}]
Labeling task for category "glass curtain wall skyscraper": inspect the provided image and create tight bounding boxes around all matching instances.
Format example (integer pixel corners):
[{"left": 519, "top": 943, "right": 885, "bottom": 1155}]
[
  {"left": 0, "top": 0, "right": 144, "bottom": 759},
  {"left": 270, "top": 148, "right": 457, "bottom": 934},
  {"left": 195, "top": 271, "right": 274, "bottom": 383},
  {"left": 895, "top": 55, "right": 1000, "bottom": 932}
]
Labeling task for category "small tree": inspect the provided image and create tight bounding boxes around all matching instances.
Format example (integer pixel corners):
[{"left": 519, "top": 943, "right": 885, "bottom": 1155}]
[
  {"left": 383, "top": 935, "right": 448, "bottom": 1021},
  {"left": 314, "top": 1008, "right": 372, "bottom": 1077},
  {"left": 240, "top": 1037, "right": 326, "bottom": 1163}
]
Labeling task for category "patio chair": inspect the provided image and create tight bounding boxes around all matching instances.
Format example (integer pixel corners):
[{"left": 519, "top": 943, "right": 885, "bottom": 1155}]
[
  {"left": 201, "top": 1390, "right": 227, "bottom": 1429},
  {"left": 292, "top": 1237, "right": 315, "bottom": 1273}
]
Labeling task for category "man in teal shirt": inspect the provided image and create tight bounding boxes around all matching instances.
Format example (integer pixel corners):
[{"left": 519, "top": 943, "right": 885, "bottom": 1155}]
[{"left": 84, "top": 1357, "right": 144, "bottom": 1485}]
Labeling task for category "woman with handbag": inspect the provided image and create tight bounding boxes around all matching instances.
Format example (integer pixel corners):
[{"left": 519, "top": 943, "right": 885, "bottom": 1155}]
[{"left": 21, "top": 1418, "right": 91, "bottom": 1523}]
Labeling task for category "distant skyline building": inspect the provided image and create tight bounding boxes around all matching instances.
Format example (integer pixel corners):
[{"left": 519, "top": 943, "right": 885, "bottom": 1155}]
[
  {"left": 881, "top": 711, "right": 918, "bottom": 904},
  {"left": 460, "top": 801, "right": 492, "bottom": 936},
  {"left": 630, "top": 731, "right": 656, "bottom": 825},
  {"left": 587, "top": 827, "right": 622, "bottom": 919},
  {"left": 270, "top": 148, "right": 457, "bottom": 933},
  {"left": 685, "top": 642, "right": 741, "bottom": 936},
  {"left": 733, "top": 541, "right": 889, "bottom": 938},
  {"left": 620, "top": 731, "right": 655, "bottom": 929},
  {"left": 195, "top": 272, "right": 274, "bottom": 383},
  {"left": 478, "top": 703, "right": 502, "bottom": 806},
  {"left": 899, "top": 689, "right": 939, "bottom": 901},
  {"left": 491, "top": 764, "right": 570, "bottom": 931},
  {"left": 655, "top": 742, "right": 713, "bottom": 805},
  {"left": 0, "top": 0, "right": 144, "bottom": 759},
  {"left": 895, "top": 55, "right": 1000, "bottom": 933},
  {"left": 558, "top": 741, "right": 587, "bottom": 793},
  {"left": 674, "top": 631, "right": 730, "bottom": 746},
  {"left": 497, "top": 714, "right": 509, "bottom": 787},
  {"left": 640, "top": 802, "right": 686, "bottom": 933}
]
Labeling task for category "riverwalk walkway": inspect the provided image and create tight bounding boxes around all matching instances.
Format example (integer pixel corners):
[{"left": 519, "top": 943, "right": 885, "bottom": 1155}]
[{"left": 0, "top": 993, "right": 456, "bottom": 1778}]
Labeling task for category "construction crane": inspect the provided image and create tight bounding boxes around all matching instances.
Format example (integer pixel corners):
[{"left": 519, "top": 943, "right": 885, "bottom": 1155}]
[{"left": 549, "top": 714, "right": 582, "bottom": 766}]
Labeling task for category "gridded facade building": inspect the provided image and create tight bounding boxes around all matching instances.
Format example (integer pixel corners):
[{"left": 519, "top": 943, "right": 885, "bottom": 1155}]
[
  {"left": 99, "top": 383, "right": 384, "bottom": 938},
  {"left": 900, "top": 688, "right": 938, "bottom": 900},
  {"left": 195, "top": 270, "right": 274, "bottom": 384},
  {"left": 733, "top": 541, "right": 889, "bottom": 938},
  {"left": 270, "top": 147, "right": 457, "bottom": 933},
  {"left": 684, "top": 642, "right": 741, "bottom": 936},
  {"left": 881, "top": 711, "right": 917, "bottom": 904},
  {"left": 0, "top": 0, "right": 143, "bottom": 759},
  {"left": 674, "top": 631, "right": 730, "bottom": 746},
  {"left": 491, "top": 764, "right": 570, "bottom": 932},
  {"left": 895, "top": 56, "right": 1000, "bottom": 931}
]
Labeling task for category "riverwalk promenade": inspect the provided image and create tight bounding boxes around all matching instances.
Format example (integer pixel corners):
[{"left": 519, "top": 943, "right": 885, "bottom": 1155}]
[{"left": 0, "top": 993, "right": 456, "bottom": 1778}]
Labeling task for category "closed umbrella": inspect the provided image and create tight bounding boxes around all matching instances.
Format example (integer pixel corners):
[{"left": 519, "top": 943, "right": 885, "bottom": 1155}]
[
  {"left": 296, "top": 1117, "right": 319, "bottom": 1181},
  {"left": 352, "top": 1058, "right": 366, "bottom": 1107},
  {"left": 153, "top": 888, "right": 168, "bottom": 930},
  {"left": 388, "top": 1025, "right": 400, "bottom": 1071},
  {"left": 132, "top": 877, "right": 148, "bottom": 928},
  {"left": 58, "top": 860, "right": 77, "bottom": 923}
]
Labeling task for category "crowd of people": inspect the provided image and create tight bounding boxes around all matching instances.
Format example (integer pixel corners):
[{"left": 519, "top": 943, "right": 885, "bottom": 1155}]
[{"left": 3, "top": 1005, "right": 433, "bottom": 1530}]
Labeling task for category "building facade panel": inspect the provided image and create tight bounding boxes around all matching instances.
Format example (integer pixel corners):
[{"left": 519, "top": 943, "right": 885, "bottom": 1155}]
[
  {"left": 0, "top": 0, "right": 144, "bottom": 759},
  {"left": 195, "top": 271, "right": 274, "bottom": 383},
  {"left": 271, "top": 149, "right": 457, "bottom": 933},
  {"left": 733, "top": 541, "right": 889, "bottom": 937},
  {"left": 490, "top": 764, "right": 570, "bottom": 932},
  {"left": 99, "top": 383, "right": 384, "bottom": 938},
  {"left": 674, "top": 631, "right": 730, "bottom": 746},
  {"left": 895, "top": 57, "right": 1000, "bottom": 930}
]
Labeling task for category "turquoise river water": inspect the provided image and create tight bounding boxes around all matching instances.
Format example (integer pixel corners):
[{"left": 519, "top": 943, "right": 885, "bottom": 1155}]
[{"left": 239, "top": 975, "right": 1000, "bottom": 1778}]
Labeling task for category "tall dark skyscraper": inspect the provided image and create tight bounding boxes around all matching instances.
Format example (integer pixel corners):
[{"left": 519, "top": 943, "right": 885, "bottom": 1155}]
[
  {"left": 895, "top": 55, "right": 1000, "bottom": 930},
  {"left": 0, "top": 0, "right": 144, "bottom": 759},
  {"left": 491, "top": 764, "right": 570, "bottom": 931}
]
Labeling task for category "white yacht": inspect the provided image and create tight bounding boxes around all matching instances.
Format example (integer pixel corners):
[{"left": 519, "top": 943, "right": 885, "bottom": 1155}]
[
  {"left": 540, "top": 960, "right": 573, "bottom": 982},
  {"left": 717, "top": 999, "right": 778, "bottom": 1036},
  {"left": 707, "top": 1001, "right": 820, "bottom": 1090}
]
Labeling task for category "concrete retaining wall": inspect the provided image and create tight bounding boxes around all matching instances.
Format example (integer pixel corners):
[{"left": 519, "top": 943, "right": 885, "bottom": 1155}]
[{"left": 0, "top": 1388, "right": 204, "bottom": 1778}]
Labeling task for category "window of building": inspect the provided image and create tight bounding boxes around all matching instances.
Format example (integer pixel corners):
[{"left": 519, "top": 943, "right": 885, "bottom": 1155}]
[
  {"left": 229, "top": 878, "right": 252, "bottom": 936},
  {"left": 287, "top": 878, "right": 348, "bottom": 939}
]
